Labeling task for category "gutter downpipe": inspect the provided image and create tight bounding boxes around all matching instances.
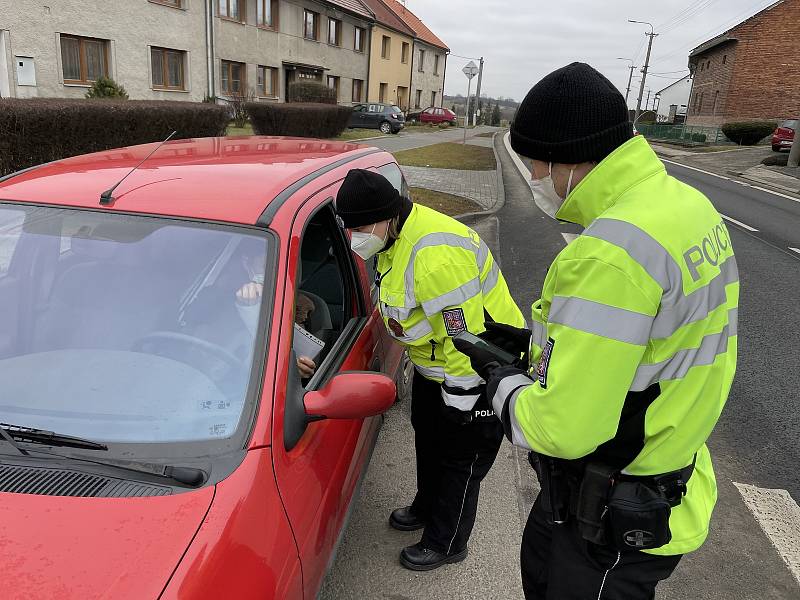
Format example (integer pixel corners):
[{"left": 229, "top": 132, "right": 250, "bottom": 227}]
[{"left": 205, "top": 0, "right": 216, "bottom": 100}]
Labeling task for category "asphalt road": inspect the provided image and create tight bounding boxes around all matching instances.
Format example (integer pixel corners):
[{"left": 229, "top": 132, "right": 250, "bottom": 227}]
[{"left": 364, "top": 125, "right": 499, "bottom": 153}]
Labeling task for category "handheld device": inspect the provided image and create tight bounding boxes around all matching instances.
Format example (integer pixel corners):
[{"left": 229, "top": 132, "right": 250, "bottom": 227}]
[{"left": 453, "top": 331, "right": 519, "bottom": 365}]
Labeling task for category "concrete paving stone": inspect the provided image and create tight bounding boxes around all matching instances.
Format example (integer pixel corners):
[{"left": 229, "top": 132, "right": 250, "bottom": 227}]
[{"left": 401, "top": 166, "right": 499, "bottom": 211}]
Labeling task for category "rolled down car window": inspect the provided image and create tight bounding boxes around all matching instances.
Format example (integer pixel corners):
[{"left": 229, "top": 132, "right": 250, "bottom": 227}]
[{"left": 0, "top": 204, "right": 271, "bottom": 445}]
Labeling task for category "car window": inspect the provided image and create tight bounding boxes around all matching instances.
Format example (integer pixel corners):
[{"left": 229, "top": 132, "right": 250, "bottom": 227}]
[
  {"left": 353, "top": 104, "right": 367, "bottom": 113},
  {"left": 390, "top": 105, "right": 403, "bottom": 114},
  {"left": 423, "top": 108, "right": 433, "bottom": 115},
  {"left": 296, "top": 206, "right": 353, "bottom": 386},
  {"left": 0, "top": 203, "right": 273, "bottom": 449},
  {"left": 434, "top": 108, "right": 444, "bottom": 116},
  {"left": 368, "top": 104, "right": 380, "bottom": 113},
  {"left": 0, "top": 208, "right": 24, "bottom": 276},
  {"left": 780, "top": 119, "right": 798, "bottom": 130}
]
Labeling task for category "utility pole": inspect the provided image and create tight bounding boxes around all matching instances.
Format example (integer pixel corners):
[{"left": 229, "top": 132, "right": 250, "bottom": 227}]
[
  {"left": 473, "top": 57, "right": 484, "bottom": 126},
  {"left": 645, "top": 89, "right": 651, "bottom": 112},
  {"left": 616, "top": 58, "right": 636, "bottom": 106},
  {"left": 629, "top": 20, "right": 658, "bottom": 123}
]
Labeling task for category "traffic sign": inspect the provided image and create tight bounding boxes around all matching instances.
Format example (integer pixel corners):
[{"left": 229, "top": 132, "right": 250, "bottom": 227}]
[{"left": 462, "top": 61, "right": 479, "bottom": 80}]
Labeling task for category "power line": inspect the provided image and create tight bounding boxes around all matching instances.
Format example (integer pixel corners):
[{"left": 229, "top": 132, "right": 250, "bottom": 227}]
[{"left": 658, "top": 0, "right": 723, "bottom": 35}]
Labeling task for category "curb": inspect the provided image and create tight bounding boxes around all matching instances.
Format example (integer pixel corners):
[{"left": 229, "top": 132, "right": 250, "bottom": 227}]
[{"left": 454, "top": 130, "right": 508, "bottom": 224}]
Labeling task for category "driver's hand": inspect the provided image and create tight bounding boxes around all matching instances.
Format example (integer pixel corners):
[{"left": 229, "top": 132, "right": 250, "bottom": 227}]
[
  {"left": 297, "top": 356, "right": 317, "bottom": 379},
  {"left": 236, "top": 282, "right": 263, "bottom": 306}
]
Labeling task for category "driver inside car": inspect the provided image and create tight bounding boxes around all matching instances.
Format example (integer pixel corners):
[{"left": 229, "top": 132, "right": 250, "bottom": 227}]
[{"left": 235, "top": 249, "right": 317, "bottom": 379}]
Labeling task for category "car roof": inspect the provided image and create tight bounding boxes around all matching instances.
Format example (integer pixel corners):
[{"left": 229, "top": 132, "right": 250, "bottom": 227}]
[{"left": 0, "top": 136, "right": 375, "bottom": 225}]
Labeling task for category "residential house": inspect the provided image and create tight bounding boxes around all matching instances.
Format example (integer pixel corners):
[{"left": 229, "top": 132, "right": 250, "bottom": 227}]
[
  {"left": 686, "top": 0, "right": 800, "bottom": 126},
  {"left": 358, "top": 0, "right": 414, "bottom": 109},
  {"left": 1, "top": 0, "right": 373, "bottom": 105},
  {"left": 383, "top": 0, "right": 448, "bottom": 110},
  {"left": 0, "top": 0, "right": 208, "bottom": 101},
  {"left": 654, "top": 76, "right": 692, "bottom": 123}
]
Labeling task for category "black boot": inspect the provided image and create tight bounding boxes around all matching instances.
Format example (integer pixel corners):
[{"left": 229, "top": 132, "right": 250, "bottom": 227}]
[
  {"left": 399, "top": 542, "right": 468, "bottom": 571},
  {"left": 389, "top": 506, "right": 426, "bottom": 531}
]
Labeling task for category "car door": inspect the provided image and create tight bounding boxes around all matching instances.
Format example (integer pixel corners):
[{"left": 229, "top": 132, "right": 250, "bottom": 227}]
[
  {"left": 367, "top": 104, "right": 382, "bottom": 129},
  {"left": 420, "top": 108, "right": 433, "bottom": 124},
  {"left": 434, "top": 108, "right": 445, "bottom": 123},
  {"left": 351, "top": 104, "right": 367, "bottom": 128},
  {"left": 271, "top": 188, "right": 386, "bottom": 597}
]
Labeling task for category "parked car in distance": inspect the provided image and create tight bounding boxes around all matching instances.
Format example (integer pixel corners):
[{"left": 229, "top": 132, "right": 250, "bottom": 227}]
[
  {"left": 772, "top": 119, "right": 798, "bottom": 152},
  {"left": 0, "top": 136, "right": 410, "bottom": 600},
  {"left": 407, "top": 106, "right": 458, "bottom": 126},
  {"left": 348, "top": 103, "right": 405, "bottom": 134}
]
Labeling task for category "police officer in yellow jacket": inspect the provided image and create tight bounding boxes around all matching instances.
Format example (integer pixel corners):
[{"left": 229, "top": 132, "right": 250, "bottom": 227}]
[
  {"left": 335, "top": 169, "right": 525, "bottom": 571},
  {"left": 455, "top": 63, "right": 738, "bottom": 599}
]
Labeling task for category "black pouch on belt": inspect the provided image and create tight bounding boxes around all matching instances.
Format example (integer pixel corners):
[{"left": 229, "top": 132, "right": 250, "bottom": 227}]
[
  {"left": 576, "top": 463, "right": 615, "bottom": 545},
  {"left": 607, "top": 481, "right": 672, "bottom": 552}
]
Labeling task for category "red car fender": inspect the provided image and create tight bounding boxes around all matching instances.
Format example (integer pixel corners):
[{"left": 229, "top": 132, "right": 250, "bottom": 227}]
[{"left": 160, "top": 448, "right": 303, "bottom": 600}]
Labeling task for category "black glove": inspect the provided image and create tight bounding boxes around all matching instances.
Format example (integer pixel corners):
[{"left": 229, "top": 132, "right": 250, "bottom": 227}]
[
  {"left": 480, "top": 322, "right": 531, "bottom": 356},
  {"left": 453, "top": 336, "right": 503, "bottom": 381}
]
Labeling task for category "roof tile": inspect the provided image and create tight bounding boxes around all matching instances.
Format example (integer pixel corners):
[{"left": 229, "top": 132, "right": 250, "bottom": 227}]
[{"left": 383, "top": 0, "right": 449, "bottom": 50}]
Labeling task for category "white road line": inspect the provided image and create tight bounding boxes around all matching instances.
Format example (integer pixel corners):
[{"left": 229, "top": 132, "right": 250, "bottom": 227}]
[
  {"left": 504, "top": 132, "right": 533, "bottom": 191},
  {"left": 790, "top": 247, "right": 800, "bottom": 255},
  {"left": 663, "top": 158, "right": 800, "bottom": 205},
  {"left": 733, "top": 482, "right": 800, "bottom": 586},
  {"left": 721, "top": 213, "right": 759, "bottom": 232},
  {"left": 561, "top": 233, "right": 579, "bottom": 244}
]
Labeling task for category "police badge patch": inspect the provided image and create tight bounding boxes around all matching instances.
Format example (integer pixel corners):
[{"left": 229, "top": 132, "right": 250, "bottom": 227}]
[
  {"left": 387, "top": 318, "right": 405, "bottom": 338},
  {"left": 442, "top": 308, "right": 467, "bottom": 337},
  {"left": 537, "top": 338, "right": 555, "bottom": 389}
]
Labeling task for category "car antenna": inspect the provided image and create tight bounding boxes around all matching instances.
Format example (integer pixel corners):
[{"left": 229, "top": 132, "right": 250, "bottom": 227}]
[{"left": 99, "top": 130, "right": 177, "bottom": 206}]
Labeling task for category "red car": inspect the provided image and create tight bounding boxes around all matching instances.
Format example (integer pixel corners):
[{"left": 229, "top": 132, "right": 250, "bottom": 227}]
[
  {"left": 772, "top": 118, "right": 798, "bottom": 151},
  {"left": 407, "top": 106, "right": 458, "bottom": 126},
  {"left": 0, "top": 136, "right": 409, "bottom": 600}
]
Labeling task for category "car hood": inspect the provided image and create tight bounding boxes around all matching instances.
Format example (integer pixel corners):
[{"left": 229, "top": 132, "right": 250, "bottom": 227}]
[{"left": 0, "top": 486, "right": 214, "bottom": 600}]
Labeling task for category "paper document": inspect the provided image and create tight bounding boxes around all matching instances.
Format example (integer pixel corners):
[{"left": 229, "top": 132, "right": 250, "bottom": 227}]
[{"left": 293, "top": 324, "right": 325, "bottom": 361}]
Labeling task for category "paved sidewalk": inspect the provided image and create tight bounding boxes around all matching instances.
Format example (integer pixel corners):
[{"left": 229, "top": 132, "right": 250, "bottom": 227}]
[{"left": 402, "top": 166, "right": 499, "bottom": 211}]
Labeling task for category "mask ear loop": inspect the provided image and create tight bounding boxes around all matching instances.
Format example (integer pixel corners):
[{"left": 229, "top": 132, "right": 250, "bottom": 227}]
[{"left": 566, "top": 167, "right": 576, "bottom": 197}]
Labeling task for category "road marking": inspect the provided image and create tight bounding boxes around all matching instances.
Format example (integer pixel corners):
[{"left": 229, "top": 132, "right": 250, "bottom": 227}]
[
  {"left": 790, "top": 247, "right": 800, "bottom": 255},
  {"left": 561, "top": 233, "right": 579, "bottom": 244},
  {"left": 734, "top": 482, "right": 800, "bottom": 586},
  {"left": 721, "top": 213, "right": 759, "bottom": 232},
  {"left": 663, "top": 159, "right": 800, "bottom": 205}
]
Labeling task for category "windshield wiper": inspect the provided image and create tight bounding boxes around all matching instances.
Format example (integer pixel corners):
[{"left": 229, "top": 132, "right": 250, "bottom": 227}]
[
  {"left": 0, "top": 425, "right": 30, "bottom": 456},
  {"left": 0, "top": 423, "right": 108, "bottom": 451}
]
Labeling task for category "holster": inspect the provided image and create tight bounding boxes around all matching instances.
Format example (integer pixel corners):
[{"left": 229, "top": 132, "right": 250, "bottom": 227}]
[
  {"left": 576, "top": 463, "right": 615, "bottom": 545},
  {"left": 528, "top": 452, "right": 571, "bottom": 524}
]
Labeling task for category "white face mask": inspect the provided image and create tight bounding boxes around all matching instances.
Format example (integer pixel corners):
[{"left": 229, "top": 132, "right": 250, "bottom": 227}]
[
  {"left": 350, "top": 223, "right": 388, "bottom": 260},
  {"left": 529, "top": 163, "right": 576, "bottom": 220}
]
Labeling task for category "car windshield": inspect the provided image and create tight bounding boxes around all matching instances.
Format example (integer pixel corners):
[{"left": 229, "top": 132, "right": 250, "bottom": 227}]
[
  {"left": 390, "top": 105, "right": 403, "bottom": 114},
  {"left": 780, "top": 120, "right": 798, "bottom": 130},
  {"left": 0, "top": 203, "right": 272, "bottom": 452}
]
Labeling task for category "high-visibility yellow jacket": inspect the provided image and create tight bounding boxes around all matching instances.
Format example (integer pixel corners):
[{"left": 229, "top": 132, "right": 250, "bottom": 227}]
[
  {"left": 491, "top": 135, "right": 738, "bottom": 555},
  {"left": 377, "top": 204, "right": 525, "bottom": 410}
]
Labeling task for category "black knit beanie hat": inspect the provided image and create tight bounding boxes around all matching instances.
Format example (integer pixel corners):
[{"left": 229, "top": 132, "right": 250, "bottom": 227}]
[
  {"left": 511, "top": 62, "right": 633, "bottom": 164},
  {"left": 336, "top": 169, "right": 405, "bottom": 229}
]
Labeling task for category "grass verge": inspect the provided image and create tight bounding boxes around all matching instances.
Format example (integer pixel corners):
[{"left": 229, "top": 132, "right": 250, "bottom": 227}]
[
  {"left": 409, "top": 187, "right": 480, "bottom": 216},
  {"left": 225, "top": 124, "right": 383, "bottom": 142},
  {"left": 394, "top": 142, "right": 496, "bottom": 170}
]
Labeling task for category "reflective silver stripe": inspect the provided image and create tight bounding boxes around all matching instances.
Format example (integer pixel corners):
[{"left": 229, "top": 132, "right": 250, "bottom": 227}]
[
  {"left": 477, "top": 240, "right": 490, "bottom": 273},
  {"left": 630, "top": 323, "right": 735, "bottom": 391},
  {"left": 421, "top": 277, "right": 481, "bottom": 316},
  {"left": 583, "top": 218, "right": 682, "bottom": 301},
  {"left": 382, "top": 304, "right": 414, "bottom": 321},
  {"left": 394, "top": 319, "right": 433, "bottom": 343},
  {"left": 507, "top": 387, "right": 533, "bottom": 450},
  {"left": 728, "top": 307, "right": 738, "bottom": 336},
  {"left": 481, "top": 260, "right": 501, "bottom": 295},
  {"left": 491, "top": 373, "right": 534, "bottom": 418},
  {"left": 403, "top": 232, "right": 482, "bottom": 308},
  {"left": 548, "top": 296, "right": 653, "bottom": 346},
  {"left": 650, "top": 255, "right": 739, "bottom": 339},
  {"left": 415, "top": 364, "right": 445, "bottom": 380},
  {"left": 531, "top": 320, "right": 547, "bottom": 349},
  {"left": 445, "top": 373, "right": 484, "bottom": 389},
  {"left": 441, "top": 389, "right": 481, "bottom": 410}
]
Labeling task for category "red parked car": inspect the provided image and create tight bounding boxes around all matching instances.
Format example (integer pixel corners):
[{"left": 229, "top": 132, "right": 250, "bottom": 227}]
[
  {"left": 0, "top": 136, "right": 409, "bottom": 600},
  {"left": 407, "top": 106, "right": 458, "bottom": 126},
  {"left": 772, "top": 118, "right": 798, "bottom": 151}
]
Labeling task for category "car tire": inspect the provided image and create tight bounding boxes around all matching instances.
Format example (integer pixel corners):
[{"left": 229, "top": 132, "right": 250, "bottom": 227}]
[
  {"left": 380, "top": 121, "right": 392, "bottom": 135},
  {"left": 773, "top": 145, "right": 781, "bottom": 152},
  {"left": 391, "top": 129, "right": 400, "bottom": 135}
]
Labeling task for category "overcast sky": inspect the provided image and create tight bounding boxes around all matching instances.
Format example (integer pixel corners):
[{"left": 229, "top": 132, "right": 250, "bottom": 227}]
[{"left": 408, "top": 0, "right": 780, "bottom": 107}]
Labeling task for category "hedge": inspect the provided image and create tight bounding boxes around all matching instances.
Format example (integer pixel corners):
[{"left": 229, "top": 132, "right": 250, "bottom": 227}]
[
  {"left": 287, "top": 81, "right": 337, "bottom": 104},
  {"left": 0, "top": 98, "right": 229, "bottom": 176},
  {"left": 247, "top": 102, "right": 353, "bottom": 138},
  {"left": 721, "top": 121, "right": 777, "bottom": 146}
]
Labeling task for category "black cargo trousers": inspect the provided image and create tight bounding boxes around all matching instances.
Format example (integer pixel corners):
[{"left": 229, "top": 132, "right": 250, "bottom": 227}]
[{"left": 408, "top": 373, "right": 503, "bottom": 555}]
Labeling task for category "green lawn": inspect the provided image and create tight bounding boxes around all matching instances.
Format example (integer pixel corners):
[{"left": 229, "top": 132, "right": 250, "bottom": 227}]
[
  {"left": 403, "top": 123, "right": 454, "bottom": 133},
  {"left": 394, "top": 142, "right": 496, "bottom": 171},
  {"left": 226, "top": 123, "right": 255, "bottom": 136},
  {"left": 224, "top": 123, "right": 383, "bottom": 142},
  {"left": 409, "top": 187, "right": 480, "bottom": 216}
]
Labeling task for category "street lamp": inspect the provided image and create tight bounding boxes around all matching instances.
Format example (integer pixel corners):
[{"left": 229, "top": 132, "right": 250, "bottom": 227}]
[
  {"left": 628, "top": 19, "right": 658, "bottom": 122},
  {"left": 616, "top": 57, "right": 637, "bottom": 106}
]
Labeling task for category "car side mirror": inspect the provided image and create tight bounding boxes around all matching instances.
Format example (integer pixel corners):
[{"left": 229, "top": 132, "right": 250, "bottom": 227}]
[{"left": 304, "top": 372, "right": 396, "bottom": 421}]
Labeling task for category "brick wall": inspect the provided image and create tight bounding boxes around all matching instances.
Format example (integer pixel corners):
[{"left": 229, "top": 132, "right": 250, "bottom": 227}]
[{"left": 687, "top": 0, "right": 800, "bottom": 127}]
